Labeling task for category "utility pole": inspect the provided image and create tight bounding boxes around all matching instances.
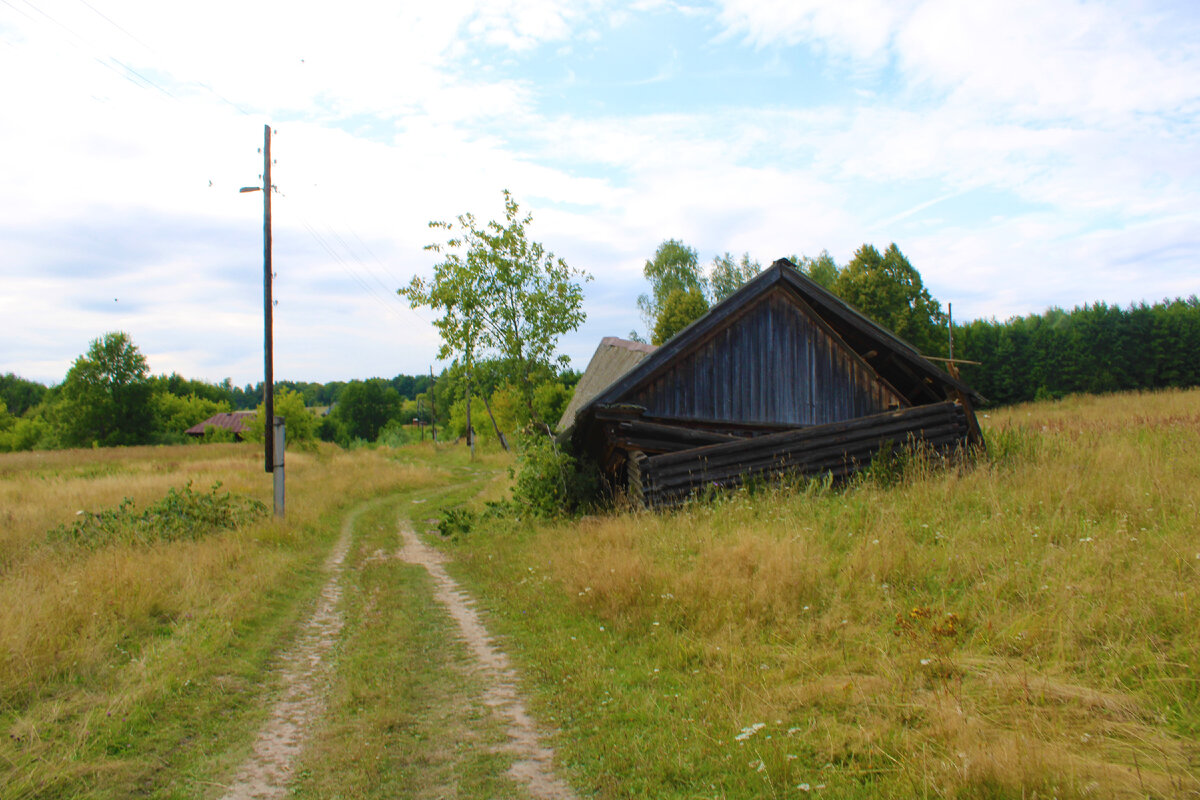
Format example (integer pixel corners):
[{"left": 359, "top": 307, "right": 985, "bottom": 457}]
[{"left": 241, "top": 124, "right": 283, "bottom": 516}]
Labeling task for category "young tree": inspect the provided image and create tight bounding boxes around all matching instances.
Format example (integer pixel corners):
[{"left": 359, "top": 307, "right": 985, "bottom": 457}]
[
  {"left": 793, "top": 250, "right": 840, "bottom": 289},
  {"left": 709, "top": 252, "right": 762, "bottom": 302},
  {"left": 151, "top": 392, "right": 230, "bottom": 437},
  {"left": 651, "top": 287, "right": 709, "bottom": 345},
  {"left": 400, "top": 191, "right": 590, "bottom": 438},
  {"left": 56, "top": 332, "right": 154, "bottom": 447},
  {"left": 638, "top": 239, "right": 705, "bottom": 331}
]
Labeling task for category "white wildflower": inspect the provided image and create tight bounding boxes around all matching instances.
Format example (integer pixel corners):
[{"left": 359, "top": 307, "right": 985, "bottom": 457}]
[{"left": 735, "top": 722, "right": 766, "bottom": 742}]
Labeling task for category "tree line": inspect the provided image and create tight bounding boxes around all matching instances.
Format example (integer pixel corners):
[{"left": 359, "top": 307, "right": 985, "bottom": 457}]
[
  {"left": 6, "top": 209, "right": 1197, "bottom": 456},
  {"left": 0, "top": 332, "right": 579, "bottom": 454},
  {"left": 635, "top": 238, "right": 1200, "bottom": 406},
  {"left": 954, "top": 298, "right": 1200, "bottom": 405},
  {"left": 635, "top": 239, "right": 948, "bottom": 357}
]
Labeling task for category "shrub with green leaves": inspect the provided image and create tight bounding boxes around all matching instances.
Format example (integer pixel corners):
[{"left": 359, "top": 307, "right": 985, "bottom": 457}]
[
  {"left": 510, "top": 433, "right": 597, "bottom": 517},
  {"left": 47, "top": 481, "right": 268, "bottom": 550},
  {"left": 436, "top": 507, "right": 477, "bottom": 539}
]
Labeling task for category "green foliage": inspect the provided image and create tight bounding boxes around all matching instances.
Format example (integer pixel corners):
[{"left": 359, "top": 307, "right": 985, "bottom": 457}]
[
  {"left": 149, "top": 373, "right": 233, "bottom": 405},
  {"left": 510, "top": 434, "right": 597, "bottom": 517},
  {"left": 317, "top": 414, "right": 349, "bottom": 447},
  {"left": 334, "top": 379, "right": 403, "bottom": 441},
  {"left": 242, "top": 388, "right": 318, "bottom": 447},
  {"left": 484, "top": 383, "right": 525, "bottom": 440},
  {"left": 0, "top": 410, "right": 50, "bottom": 452},
  {"left": 532, "top": 381, "right": 571, "bottom": 428},
  {"left": 55, "top": 332, "right": 155, "bottom": 447},
  {"left": 651, "top": 287, "right": 710, "bottom": 345},
  {"left": 955, "top": 296, "right": 1200, "bottom": 405},
  {"left": 46, "top": 482, "right": 267, "bottom": 550},
  {"left": 708, "top": 252, "right": 762, "bottom": 302},
  {"left": 638, "top": 239, "right": 704, "bottom": 332},
  {"left": 375, "top": 418, "right": 427, "bottom": 448},
  {"left": 792, "top": 249, "right": 840, "bottom": 289},
  {"left": 200, "top": 425, "right": 237, "bottom": 444},
  {"left": 436, "top": 507, "right": 477, "bottom": 539},
  {"left": 151, "top": 392, "right": 230, "bottom": 435},
  {"left": 0, "top": 373, "right": 48, "bottom": 417},
  {"left": 401, "top": 190, "right": 590, "bottom": 429},
  {"left": 833, "top": 244, "right": 947, "bottom": 356}
]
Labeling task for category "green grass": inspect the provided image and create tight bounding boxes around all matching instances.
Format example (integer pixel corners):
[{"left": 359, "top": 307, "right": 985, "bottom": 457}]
[
  {"left": 290, "top": 485, "right": 523, "bottom": 800},
  {"left": 0, "top": 440, "right": 483, "bottom": 798},
  {"left": 436, "top": 389, "right": 1200, "bottom": 798},
  {"left": 4, "top": 394, "right": 1196, "bottom": 798}
]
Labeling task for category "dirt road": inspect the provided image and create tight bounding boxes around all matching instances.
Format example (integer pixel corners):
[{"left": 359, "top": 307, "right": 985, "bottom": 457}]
[{"left": 218, "top": 495, "right": 577, "bottom": 799}]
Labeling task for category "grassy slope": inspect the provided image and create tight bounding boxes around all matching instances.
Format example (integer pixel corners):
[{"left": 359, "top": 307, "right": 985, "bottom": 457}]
[{"left": 441, "top": 389, "right": 1200, "bottom": 799}]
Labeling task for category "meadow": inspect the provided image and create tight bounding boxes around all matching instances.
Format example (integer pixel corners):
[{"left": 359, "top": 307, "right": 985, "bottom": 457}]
[
  {"left": 1, "top": 388, "right": 1196, "bottom": 798},
  {"left": 0, "top": 441, "right": 453, "bottom": 798},
  {"left": 442, "top": 389, "right": 1200, "bottom": 798}
]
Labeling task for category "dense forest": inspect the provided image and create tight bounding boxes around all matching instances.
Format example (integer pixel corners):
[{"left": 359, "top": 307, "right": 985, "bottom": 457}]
[{"left": 954, "top": 297, "right": 1200, "bottom": 405}]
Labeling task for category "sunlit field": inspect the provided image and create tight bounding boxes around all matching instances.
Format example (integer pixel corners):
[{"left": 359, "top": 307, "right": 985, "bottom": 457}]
[
  {"left": 443, "top": 389, "right": 1200, "bottom": 798},
  {"left": 0, "top": 440, "right": 453, "bottom": 798},
  {"left": 3, "top": 389, "right": 1196, "bottom": 799}
]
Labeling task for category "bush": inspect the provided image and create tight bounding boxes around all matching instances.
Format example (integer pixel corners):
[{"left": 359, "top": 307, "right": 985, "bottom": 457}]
[
  {"left": 242, "top": 389, "right": 318, "bottom": 450},
  {"left": 317, "top": 415, "right": 348, "bottom": 447},
  {"left": 0, "top": 415, "right": 48, "bottom": 452},
  {"left": 436, "top": 507, "right": 476, "bottom": 539},
  {"left": 376, "top": 419, "right": 427, "bottom": 448},
  {"left": 201, "top": 425, "right": 237, "bottom": 444},
  {"left": 47, "top": 482, "right": 268, "bottom": 550},
  {"left": 510, "top": 433, "right": 597, "bottom": 517}
]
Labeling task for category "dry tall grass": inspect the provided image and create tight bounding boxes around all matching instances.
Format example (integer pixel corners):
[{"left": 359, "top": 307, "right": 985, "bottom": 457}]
[
  {"left": 453, "top": 388, "right": 1200, "bottom": 798},
  {"left": 0, "top": 440, "right": 451, "bottom": 796}
]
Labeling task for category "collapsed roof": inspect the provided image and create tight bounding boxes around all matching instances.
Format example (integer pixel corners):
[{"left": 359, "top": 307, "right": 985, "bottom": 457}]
[{"left": 561, "top": 258, "right": 984, "bottom": 505}]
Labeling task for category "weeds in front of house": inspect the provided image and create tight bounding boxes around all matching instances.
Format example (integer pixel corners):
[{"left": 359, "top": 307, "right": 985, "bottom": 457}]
[{"left": 441, "top": 388, "right": 1200, "bottom": 798}]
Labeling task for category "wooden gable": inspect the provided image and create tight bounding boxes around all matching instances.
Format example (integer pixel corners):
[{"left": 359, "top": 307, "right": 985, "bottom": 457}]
[{"left": 612, "top": 285, "right": 906, "bottom": 428}]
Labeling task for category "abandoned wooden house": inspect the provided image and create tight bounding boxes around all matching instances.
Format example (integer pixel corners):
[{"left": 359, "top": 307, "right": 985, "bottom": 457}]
[{"left": 558, "top": 258, "right": 985, "bottom": 508}]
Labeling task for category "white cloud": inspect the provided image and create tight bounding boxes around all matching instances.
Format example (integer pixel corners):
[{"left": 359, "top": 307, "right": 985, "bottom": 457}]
[
  {"left": 717, "top": 0, "right": 915, "bottom": 63},
  {"left": 3, "top": 0, "right": 1198, "bottom": 384}
]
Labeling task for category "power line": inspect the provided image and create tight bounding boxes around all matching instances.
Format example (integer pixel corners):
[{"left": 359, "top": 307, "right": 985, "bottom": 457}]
[
  {"left": 6, "top": 0, "right": 436, "bottom": 347},
  {"left": 298, "top": 218, "right": 422, "bottom": 326},
  {"left": 7, "top": 0, "right": 176, "bottom": 100}
]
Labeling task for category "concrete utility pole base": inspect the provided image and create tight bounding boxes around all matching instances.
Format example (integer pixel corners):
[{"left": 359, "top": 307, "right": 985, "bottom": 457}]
[{"left": 273, "top": 416, "right": 285, "bottom": 517}]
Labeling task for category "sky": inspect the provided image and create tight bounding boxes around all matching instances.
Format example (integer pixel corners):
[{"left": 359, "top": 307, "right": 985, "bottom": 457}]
[{"left": 2, "top": 0, "right": 1198, "bottom": 387}]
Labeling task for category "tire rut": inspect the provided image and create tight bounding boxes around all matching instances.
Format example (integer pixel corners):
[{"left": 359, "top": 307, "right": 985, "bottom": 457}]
[
  {"left": 215, "top": 501, "right": 368, "bottom": 800},
  {"left": 396, "top": 517, "right": 580, "bottom": 800}
]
